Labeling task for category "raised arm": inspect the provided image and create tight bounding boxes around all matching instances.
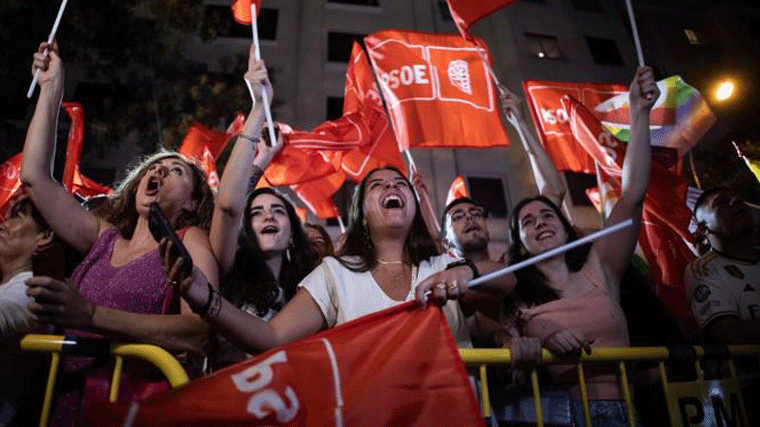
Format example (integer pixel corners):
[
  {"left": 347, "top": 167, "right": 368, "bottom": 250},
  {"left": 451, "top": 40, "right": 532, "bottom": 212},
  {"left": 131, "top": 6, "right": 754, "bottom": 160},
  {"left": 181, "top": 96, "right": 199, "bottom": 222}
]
[
  {"left": 410, "top": 169, "right": 444, "bottom": 252},
  {"left": 499, "top": 85, "right": 566, "bottom": 207},
  {"left": 595, "top": 67, "right": 659, "bottom": 292},
  {"left": 20, "top": 42, "right": 102, "bottom": 254},
  {"left": 210, "top": 45, "right": 280, "bottom": 277}
]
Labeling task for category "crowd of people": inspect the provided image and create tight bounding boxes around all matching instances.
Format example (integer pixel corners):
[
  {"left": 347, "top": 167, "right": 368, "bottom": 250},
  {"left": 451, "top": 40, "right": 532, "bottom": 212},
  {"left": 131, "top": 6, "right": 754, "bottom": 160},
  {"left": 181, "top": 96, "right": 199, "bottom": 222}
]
[{"left": 0, "top": 39, "right": 756, "bottom": 427}]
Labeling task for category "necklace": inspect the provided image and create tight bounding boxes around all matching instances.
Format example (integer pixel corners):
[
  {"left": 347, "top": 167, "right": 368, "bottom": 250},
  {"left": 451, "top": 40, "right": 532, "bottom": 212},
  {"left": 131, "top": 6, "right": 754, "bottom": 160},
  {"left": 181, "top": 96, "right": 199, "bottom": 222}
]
[{"left": 377, "top": 259, "right": 403, "bottom": 265}]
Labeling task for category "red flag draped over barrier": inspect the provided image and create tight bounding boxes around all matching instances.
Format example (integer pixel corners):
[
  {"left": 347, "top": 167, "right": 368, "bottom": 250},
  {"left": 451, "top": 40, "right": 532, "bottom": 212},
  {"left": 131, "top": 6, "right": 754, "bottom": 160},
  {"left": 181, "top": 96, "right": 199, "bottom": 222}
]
[
  {"left": 92, "top": 303, "right": 484, "bottom": 427},
  {"left": 563, "top": 95, "right": 694, "bottom": 317},
  {"left": 231, "top": 0, "right": 261, "bottom": 25},
  {"left": 444, "top": 0, "right": 519, "bottom": 40},
  {"left": 446, "top": 175, "right": 468, "bottom": 206},
  {"left": 364, "top": 30, "right": 508, "bottom": 151}
]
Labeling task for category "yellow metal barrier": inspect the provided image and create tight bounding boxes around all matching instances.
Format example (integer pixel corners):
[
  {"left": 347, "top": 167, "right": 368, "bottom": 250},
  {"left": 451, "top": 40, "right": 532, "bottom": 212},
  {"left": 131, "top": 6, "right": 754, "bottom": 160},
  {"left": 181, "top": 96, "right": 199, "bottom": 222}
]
[
  {"left": 459, "top": 345, "right": 760, "bottom": 427},
  {"left": 18, "top": 334, "right": 189, "bottom": 427}
]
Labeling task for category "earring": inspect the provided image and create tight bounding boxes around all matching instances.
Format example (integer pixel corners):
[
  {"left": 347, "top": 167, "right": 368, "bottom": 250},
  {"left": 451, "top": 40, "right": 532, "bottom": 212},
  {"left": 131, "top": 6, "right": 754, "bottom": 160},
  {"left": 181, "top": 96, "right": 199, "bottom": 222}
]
[{"left": 285, "top": 238, "right": 293, "bottom": 262}]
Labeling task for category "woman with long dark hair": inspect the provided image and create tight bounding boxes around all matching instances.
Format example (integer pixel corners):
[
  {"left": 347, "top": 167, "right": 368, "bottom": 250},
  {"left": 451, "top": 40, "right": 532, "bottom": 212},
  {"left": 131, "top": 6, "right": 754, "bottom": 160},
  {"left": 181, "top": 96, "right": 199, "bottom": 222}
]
[
  {"left": 162, "top": 165, "right": 517, "bottom": 353},
  {"left": 500, "top": 68, "right": 659, "bottom": 426}
]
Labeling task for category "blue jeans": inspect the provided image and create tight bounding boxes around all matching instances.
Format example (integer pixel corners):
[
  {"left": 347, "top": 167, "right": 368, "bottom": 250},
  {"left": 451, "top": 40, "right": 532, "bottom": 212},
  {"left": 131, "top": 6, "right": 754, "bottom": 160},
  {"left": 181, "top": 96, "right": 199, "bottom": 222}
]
[{"left": 570, "top": 399, "right": 641, "bottom": 427}]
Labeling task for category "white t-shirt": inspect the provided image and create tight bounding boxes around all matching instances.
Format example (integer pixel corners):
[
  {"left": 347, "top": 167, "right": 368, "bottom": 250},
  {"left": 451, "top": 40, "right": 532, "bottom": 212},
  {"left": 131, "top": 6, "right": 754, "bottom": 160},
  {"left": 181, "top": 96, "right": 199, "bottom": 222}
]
[
  {"left": 684, "top": 251, "right": 760, "bottom": 328},
  {"left": 0, "top": 271, "right": 34, "bottom": 339},
  {"left": 300, "top": 255, "right": 472, "bottom": 347}
]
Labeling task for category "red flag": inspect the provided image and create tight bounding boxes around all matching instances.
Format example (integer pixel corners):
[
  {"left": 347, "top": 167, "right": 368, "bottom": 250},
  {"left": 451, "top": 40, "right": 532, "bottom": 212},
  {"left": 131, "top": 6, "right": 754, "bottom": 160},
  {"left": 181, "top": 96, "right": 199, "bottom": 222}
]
[
  {"left": 364, "top": 30, "right": 508, "bottom": 151},
  {"left": 71, "top": 166, "right": 113, "bottom": 199},
  {"left": 231, "top": 0, "right": 262, "bottom": 25},
  {"left": 62, "top": 102, "right": 85, "bottom": 190},
  {"left": 294, "top": 207, "right": 308, "bottom": 223},
  {"left": 226, "top": 113, "right": 246, "bottom": 135},
  {"left": 445, "top": 0, "right": 518, "bottom": 40},
  {"left": 523, "top": 80, "right": 629, "bottom": 174},
  {"left": 178, "top": 123, "right": 236, "bottom": 188},
  {"left": 91, "top": 303, "right": 484, "bottom": 427},
  {"left": 563, "top": 95, "right": 694, "bottom": 317},
  {"left": 445, "top": 175, "right": 468, "bottom": 206},
  {"left": 290, "top": 173, "right": 343, "bottom": 220},
  {"left": 0, "top": 153, "right": 24, "bottom": 220}
]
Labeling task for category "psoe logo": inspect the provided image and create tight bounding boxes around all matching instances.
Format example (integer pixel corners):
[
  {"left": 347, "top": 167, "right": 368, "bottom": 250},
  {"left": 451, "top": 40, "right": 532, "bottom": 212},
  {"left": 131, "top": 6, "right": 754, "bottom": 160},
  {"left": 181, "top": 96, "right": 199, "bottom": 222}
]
[{"left": 447, "top": 60, "right": 471, "bottom": 95}]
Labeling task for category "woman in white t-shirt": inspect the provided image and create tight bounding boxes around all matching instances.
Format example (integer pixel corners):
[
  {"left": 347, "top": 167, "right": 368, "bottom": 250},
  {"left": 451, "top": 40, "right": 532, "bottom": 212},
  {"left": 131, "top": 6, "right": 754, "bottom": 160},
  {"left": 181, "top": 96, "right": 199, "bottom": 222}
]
[{"left": 162, "top": 166, "right": 515, "bottom": 353}]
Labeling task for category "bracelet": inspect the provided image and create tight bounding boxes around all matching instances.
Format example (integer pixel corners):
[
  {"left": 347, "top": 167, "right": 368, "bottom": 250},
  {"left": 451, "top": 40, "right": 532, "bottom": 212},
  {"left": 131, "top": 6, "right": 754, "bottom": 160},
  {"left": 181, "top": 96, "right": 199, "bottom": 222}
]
[
  {"left": 193, "top": 282, "right": 220, "bottom": 316},
  {"left": 237, "top": 133, "right": 260, "bottom": 144},
  {"left": 445, "top": 258, "right": 480, "bottom": 280}
]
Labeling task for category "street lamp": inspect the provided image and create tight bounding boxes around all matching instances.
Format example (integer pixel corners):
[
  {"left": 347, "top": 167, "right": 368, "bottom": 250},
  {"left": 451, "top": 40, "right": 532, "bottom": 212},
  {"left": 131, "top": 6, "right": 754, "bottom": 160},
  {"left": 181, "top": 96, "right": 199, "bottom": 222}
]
[{"left": 715, "top": 80, "right": 735, "bottom": 102}]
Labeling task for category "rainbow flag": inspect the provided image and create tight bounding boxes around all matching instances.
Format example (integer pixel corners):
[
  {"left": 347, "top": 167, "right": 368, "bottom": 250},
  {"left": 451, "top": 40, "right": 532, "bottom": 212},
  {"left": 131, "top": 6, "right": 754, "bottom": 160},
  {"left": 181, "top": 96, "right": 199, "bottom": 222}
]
[{"left": 594, "top": 76, "right": 716, "bottom": 155}]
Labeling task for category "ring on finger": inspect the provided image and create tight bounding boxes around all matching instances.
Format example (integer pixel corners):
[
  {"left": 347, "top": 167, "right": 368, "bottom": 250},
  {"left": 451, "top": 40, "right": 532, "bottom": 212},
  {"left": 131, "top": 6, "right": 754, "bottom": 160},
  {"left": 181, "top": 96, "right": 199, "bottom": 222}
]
[
  {"left": 447, "top": 280, "right": 458, "bottom": 291},
  {"left": 435, "top": 282, "right": 446, "bottom": 291}
]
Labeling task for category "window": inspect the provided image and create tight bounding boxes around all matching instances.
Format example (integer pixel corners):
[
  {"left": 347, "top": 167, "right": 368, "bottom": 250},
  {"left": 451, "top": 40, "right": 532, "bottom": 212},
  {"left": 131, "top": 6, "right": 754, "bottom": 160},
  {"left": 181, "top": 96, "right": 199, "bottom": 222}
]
[
  {"left": 203, "top": 5, "right": 278, "bottom": 40},
  {"left": 466, "top": 177, "right": 508, "bottom": 219},
  {"left": 525, "top": 33, "right": 563, "bottom": 59},
  {"left": 327, "top": 0, "right": 379, "bottom": 5},
  {"left": 684, "top": 29, "right": 703, "bottom": 45},
  {"left": 570, "top": 0, "right": 603, "bottom": 13},
  {"left": 564, "top": 172, "right": 596, "bottom": 207},
  {"left": 437, "top": 0, "right": 453, "bottom": 21},
  {"left": 327, "top": 97, "right": 345, "bottom": 121},
  {"left": 328, "top": 32, "right": 364, "bottom": 62},
  {"left": 586, "top": 36, "right": 624, "bottom": 66}
]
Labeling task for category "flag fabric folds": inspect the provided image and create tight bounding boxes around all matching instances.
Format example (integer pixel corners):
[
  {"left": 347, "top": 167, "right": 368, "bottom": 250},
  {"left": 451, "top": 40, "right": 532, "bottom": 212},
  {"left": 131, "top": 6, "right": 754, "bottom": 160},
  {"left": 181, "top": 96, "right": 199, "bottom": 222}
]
[
  {"left": 445, "top": 175, "right": 468, "bottom": 206},
  {"left": 92, "top": 303, "right": 484, "bottom": 427},
  {"left": 178, "top": 123, "right": 237, "bottom": 191},
  {"left": 231, "top": 0, "right": 262, "bottom": 25},
  {"left": 444, "top": 0, "right": 519, "bottom": 40},
  {"left": 0, "top": 154, "right": 24, "bottom": 220},
  {"left": 523, "top": 77, "right": 715, "bottom": 174},
  {"left": 364, "top": 30, "right": 508, "bottom": 151},
  {"left": 62, "top": 102, "right": 85, "bottom": 189},
  {"left": 595, "top": 76, "right": 716, "bottom": 155},
  {"left": 563, "top": 95, "right": 694, "bottom": 317},
  {"left": 523, "top": 80, "right": 629, "bottom": 174}
]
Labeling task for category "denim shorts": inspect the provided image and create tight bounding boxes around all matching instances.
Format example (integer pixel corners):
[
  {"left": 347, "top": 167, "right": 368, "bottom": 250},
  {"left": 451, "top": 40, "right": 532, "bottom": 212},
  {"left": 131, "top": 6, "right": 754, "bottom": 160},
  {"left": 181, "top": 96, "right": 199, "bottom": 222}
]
[{"left": 570, "top": 399, "right": 642, "bottom": 427}]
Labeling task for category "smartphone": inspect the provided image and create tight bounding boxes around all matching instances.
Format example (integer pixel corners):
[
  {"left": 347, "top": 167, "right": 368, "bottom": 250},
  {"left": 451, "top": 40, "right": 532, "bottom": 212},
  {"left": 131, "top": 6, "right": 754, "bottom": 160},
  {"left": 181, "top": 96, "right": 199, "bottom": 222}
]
[{"left": 148, "top": 202, "right": 193, "bottom": 277}]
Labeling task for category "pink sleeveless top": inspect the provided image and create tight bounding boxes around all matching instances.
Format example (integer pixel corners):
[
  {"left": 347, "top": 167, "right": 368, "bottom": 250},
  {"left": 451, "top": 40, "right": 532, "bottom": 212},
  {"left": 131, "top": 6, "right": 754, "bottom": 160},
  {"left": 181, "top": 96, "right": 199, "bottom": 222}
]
[{"left": 518, "top": 251, "right": 630, "bottom": 400}]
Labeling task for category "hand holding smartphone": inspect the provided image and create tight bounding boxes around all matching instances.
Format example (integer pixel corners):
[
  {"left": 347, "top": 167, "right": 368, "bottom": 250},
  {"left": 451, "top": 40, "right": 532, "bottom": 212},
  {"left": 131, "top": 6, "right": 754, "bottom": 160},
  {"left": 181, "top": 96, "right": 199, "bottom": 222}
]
[{"left": 148, "top": 202, "right": 193, "bottom": 278}]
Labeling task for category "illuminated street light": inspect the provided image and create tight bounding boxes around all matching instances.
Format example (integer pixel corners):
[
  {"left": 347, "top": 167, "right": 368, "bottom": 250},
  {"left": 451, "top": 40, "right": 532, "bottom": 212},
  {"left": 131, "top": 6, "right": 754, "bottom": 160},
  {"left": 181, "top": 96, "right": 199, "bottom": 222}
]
[{"left": 715, "top": 80, "right": 735, "bottom": 102}]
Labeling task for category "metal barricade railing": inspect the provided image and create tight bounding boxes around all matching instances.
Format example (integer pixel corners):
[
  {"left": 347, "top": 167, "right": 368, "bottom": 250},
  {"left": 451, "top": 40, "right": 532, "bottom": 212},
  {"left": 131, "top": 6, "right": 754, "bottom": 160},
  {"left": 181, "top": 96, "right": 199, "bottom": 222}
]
[
  {"left": 459, "top": 345, "right": 760, "bottom": 427},
  {"left": 18, "top": 334, "right": 189, "bottom": 427}
]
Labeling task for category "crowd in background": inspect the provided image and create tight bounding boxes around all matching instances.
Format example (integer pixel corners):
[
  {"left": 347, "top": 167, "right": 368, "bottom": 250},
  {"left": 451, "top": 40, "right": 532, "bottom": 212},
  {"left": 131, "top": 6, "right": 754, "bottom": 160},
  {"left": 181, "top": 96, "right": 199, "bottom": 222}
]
[{"left": 0, "top": 39, "right": 757, "bottom": 427}]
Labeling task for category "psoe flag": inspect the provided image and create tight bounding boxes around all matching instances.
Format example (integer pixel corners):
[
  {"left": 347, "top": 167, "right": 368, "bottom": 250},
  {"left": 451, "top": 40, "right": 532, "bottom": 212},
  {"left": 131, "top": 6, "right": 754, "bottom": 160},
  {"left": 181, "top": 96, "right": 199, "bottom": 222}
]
[
  {"left": 365, "top": 30, "right": 508, "bottom": 151},
  {"left": 523, "top": 80, "right": 628, "bottom": 174},
  {"left": 231, "top": 0, "right": 262, "bottom": 25},
  {"left": 92, "top": 302, "right": 485, "bottom": 427}
]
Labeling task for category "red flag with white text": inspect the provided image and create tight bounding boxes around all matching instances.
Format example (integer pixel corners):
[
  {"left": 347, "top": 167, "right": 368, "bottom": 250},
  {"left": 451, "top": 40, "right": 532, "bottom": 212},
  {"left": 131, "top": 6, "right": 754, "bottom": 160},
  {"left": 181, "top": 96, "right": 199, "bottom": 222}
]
[
  {"left": 364, "top": 30, "right": 508, "bottom": 151},
  {"left": 563, "top": 95, "right": 694, "bottom": 317},
  {"left": 91, "top": 303, "right": 484, "bottom": 427},
  {"left": 445, "top": 0, "right": 519, "bottom": 40}
]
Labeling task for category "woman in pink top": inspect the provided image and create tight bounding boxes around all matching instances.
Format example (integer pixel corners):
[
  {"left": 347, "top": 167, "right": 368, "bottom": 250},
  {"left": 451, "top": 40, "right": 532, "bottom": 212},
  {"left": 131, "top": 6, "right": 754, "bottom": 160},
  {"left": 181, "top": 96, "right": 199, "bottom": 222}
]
[{"left": 498, "top": 67, "right": 659, "bottom": 426}]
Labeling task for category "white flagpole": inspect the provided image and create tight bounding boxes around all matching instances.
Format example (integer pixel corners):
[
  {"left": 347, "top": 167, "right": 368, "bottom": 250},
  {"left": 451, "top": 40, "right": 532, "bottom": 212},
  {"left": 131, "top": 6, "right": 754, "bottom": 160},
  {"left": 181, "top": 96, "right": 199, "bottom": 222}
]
[
  {"left": 250, "top": 3, "right": 278, "bottom": 147},
  {"left": 337, "top": 216, "right": 346, "bottom": 234},
  {"left": 468, "top": 219, "right": 633, "bottom": 287},
  {"left": 27, "top": 0, "right": 69, "bottom": 98},
  {"left": 624, "top": 0, "right": 645, "bottom": 67}
]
